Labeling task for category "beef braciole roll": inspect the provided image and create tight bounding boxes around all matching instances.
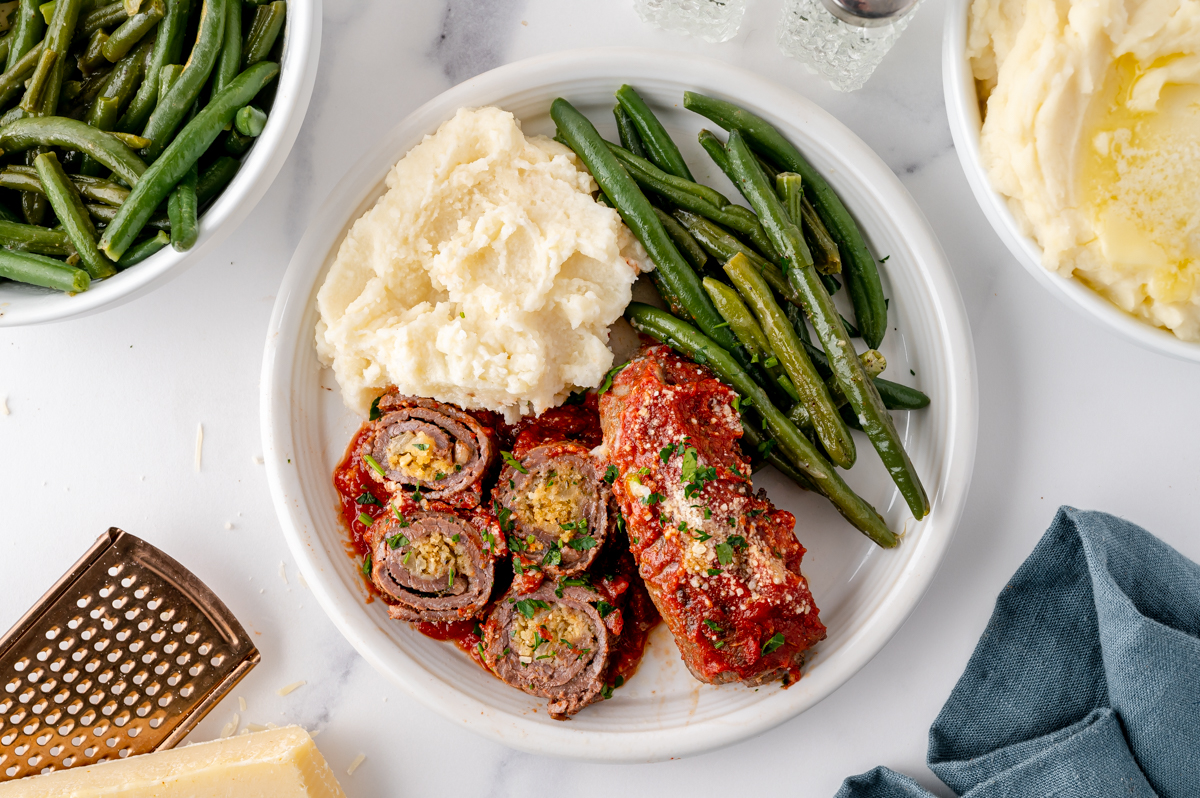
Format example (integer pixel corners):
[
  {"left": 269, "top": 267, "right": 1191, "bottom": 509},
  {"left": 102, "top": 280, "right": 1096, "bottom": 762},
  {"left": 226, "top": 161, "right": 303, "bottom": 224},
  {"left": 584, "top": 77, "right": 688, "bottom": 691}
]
[
  {"left": 599, "top": 345, "right": 827, "bottom": 686},
  {"left": 366, "top": 505, "right": 503, "bottom": 623},
  {"left": 493, "top": 441, "right": 611, "bottom": 577},
  {"left": 359, "top": 393, "right": 496, "bottom": 507},
  {"left": 484, "top": 584, "right": 613, "bottom": 719}
]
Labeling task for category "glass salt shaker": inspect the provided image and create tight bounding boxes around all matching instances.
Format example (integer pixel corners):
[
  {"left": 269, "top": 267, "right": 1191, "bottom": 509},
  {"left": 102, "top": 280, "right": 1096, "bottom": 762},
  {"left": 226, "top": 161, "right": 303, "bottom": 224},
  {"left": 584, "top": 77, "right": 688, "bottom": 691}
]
[
  {"left": 633, "top": 0, "right": 748, "bottom": 44},
  {"left": 777, "top": 0, "right": 923, "bottom": 92}
]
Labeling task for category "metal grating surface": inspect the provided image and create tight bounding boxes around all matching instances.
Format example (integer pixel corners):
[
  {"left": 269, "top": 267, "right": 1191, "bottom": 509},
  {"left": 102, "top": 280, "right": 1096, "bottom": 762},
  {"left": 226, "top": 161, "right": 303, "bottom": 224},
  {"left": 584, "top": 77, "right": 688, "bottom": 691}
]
[{"left": 0, "top": 529, "right": 258, "bottom": 781}]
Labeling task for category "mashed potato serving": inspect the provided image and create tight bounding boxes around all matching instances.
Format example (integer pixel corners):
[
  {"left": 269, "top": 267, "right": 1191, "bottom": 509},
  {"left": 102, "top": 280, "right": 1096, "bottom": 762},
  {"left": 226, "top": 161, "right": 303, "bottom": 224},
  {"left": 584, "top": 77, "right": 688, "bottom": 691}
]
[
  {"left": 316, "top": 106, "right": 649, "bottom": 420},
  {"left": 969, "top": 0, "right": 1200, "bottom": 341}
]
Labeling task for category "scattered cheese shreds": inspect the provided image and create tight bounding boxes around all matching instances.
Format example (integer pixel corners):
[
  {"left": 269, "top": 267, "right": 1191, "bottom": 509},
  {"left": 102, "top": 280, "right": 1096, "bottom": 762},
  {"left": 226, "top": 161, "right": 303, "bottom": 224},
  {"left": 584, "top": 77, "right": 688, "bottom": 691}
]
[
  {"left": 298, "top": 569, "right": 309, "bottom": 589},
  {"left": 246, "top": 723, "right": 268, "bottom": 733},
  {"left": 238, "top": 696, "right": 247, "bottom": 712},
  {"left": 0, "top": 395, "right": 9, "bottom": 415},
  {"left": 253, "top": 455, "right": 264, "bottom": 464},
  {"left": 347, "top": 754, "right": 366, "bottom": 776},
  {"left": 195, "top": 423, "right": 204, "bottom": 471},
  {"left": 224, "top": 521, "right": 233, "bottom": 530},
  {"left": 220, "top": 713, "right": 239, "bottom": 738},
  {"left": 277, "top": 680, "right": 307, "bottom": 696},
  {"left": 279, "top": 562, "right": 289, "bottom": 585}
]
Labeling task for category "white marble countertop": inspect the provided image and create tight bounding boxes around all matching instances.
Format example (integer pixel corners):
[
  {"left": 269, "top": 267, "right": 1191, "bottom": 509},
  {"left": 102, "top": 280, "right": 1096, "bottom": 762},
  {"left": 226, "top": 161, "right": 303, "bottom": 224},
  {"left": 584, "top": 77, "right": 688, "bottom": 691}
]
[{"left": 2, "top": 0, "right": 1199, "bottom": 795}]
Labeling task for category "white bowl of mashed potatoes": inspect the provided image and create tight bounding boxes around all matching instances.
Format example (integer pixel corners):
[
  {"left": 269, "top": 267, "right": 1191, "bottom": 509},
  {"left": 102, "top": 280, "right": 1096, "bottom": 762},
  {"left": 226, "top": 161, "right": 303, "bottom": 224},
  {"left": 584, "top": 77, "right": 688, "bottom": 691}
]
[{"left": 944, "top": 0, "right": 1200, "bottom": 361}]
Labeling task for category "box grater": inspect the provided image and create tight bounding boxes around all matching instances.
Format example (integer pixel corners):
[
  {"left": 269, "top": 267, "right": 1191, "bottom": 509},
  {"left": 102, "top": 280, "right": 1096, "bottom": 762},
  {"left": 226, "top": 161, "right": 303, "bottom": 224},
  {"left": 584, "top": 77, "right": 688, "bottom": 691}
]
[{"left": 0, "top": 528, "right": 259, "bottom": 782}]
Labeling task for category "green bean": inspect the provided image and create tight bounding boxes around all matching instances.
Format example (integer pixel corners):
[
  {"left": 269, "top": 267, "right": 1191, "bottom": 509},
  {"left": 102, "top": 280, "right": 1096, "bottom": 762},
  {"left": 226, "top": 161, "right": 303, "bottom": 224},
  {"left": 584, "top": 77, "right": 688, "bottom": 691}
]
[
  {"left": 625, "top": 302, "right": 897, "bottom": 547},
  {"left": 123, "top": 0, "right": 142, "bottom": 12},
  {"left": 99, "top": 60, "right": 278, "bottom": 259},
  {"left": 802, "top": 194, "right": 840, "bottom": 273},
  {"left": 102, "top": 0, "right": 162, "bottom": 62},
  {"left": 703, "top": 276, "right": 802, "bottom": 404},
  {"left": 195, "top": 154, "right": 238, "bottom": 204},
  {"left": 0, "top": 220, "right": 74, "bottom": 255},
  {"left": 684, "top": 92, "right": 889, "bottom": 349},
  {"left": 115, "top": 228, "right": 168, "bottom": 267},
  {"left": 5, "top": 165, "right": 131, "bottom": 205},
  {"left": 117, "top": 0, "right": 189, "bottom": 134},
  {"left": 167, "top": 161, "right": 196, "bottom": 250},
  {"left": 80, "top": 29, "right": 110, "bottom": 70},
  {"left": 614, "top": 84, "right": 692, "bottom": 181},
  {"left": 213, "top": 0, "right": 240, "bottom": 93},
  {"left": 797, "top": 337, "right": 929, "bottom": 410},
  {"left": 80, "top": 1, "right": 128, "bottom": 35},
  {"left": 141, "top": 0, "right": 225, "bottom": 161},
  {"left": 726, "top": 131, "right": 929, "bottom": 518},
  {"left": 34, "top": 0, "right": 84, "bottom": 116},
  {"left": 0, "top": 203, "right": 21, "bottom": 223},
  {"left": 241, "top": 0, "right": 284, "bottom": 68},
  {"left": 608, "top": 141, "right": 780, "bottom": 260},
  {"left": 35, "top": 152, "right": 115, "bottom": 279},
  {"left": 234, "top": 104, "right": 266, "bottom": 136},
  {"left": 156, "top": 61, "right": 181, "bottom": 103},
  {"left": 739, "top": 419, "right": 815, "bottom": 492},
  {"left": 652, "top": 206, "right": 707, "bottom": 272},
  {"left": 0, "top": 37, "right": 9, "bottom": 66},
  {"left": 786, "top": 300, "right": 811, "bottom": 344},
  {"left": 101, "top": 35, "right": 153, "bottom": 104},
  {"left": 549, "top": 97, "right": 753, "bottom": 373},
  {"left": 0, "top": 248, "right": 89, "bottom": 292},
  {"left": 0, "top": 41, "right": 44, "bottom": 107},
  {"left": 613, "top": 103, "right": 647, "bottom": 159},
  {"left": 222, "top": 125, "right": 253, "bottom": 155},
  {"left": 675, "top": 209, "right": 803, "bottom": 310},
  {"left": 85, "top": 202, "right": 168, "bottom": 229},
  {"left": 19, "top": 47, "right": 57, "bottom": 112},
  {"left": 7, "top": 0, "right": 46, "bottom": 74},
  {"left": 724, "top": 252, "right": 854, "bottom": 468},
  {"left": 0, "top": 117, "right": 148, "bottom": 186}
]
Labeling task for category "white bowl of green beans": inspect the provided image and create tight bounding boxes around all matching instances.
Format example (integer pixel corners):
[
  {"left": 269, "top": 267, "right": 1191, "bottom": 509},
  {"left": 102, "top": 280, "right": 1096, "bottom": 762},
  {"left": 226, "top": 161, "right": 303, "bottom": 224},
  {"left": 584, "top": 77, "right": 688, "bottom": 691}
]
[{"left": 0, "top": 0, "right": 320, "bottom": 327}]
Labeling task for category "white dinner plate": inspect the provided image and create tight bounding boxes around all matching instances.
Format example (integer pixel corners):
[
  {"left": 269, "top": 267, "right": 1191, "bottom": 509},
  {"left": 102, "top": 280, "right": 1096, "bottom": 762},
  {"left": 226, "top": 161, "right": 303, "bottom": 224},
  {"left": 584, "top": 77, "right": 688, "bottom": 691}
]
[{"left": 261, "top": 48, "right": 978, "bottom": 763}]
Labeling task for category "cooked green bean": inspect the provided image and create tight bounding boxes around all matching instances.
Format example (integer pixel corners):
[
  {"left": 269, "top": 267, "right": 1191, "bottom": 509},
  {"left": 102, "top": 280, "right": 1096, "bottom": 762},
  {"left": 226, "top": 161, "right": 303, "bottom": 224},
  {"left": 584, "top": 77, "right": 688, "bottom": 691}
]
[
  {"left": 7, "top": 0, "right": 46, "bottom": 74},
  {"left": 0, "top": 41, "right": 44, "bottom": 107},
  {"left": 798, "top": 337, "right": 929, "bottom": 410},
  {"left": 739, "top": 418, "right": 815, "bottom": 492},
  {"left": 607, "top": 141, "right": 780, "bottom": 260},
  {"left": 614, "top": 84, "right": 692, "bottom": 181},
  {"left": 703, "top": 276, "right": 802, "bottom": 405},
  {"left": 213, "top": 0, "right": 240, "bottom": 93},
  {"left": 786, "top": 300, "right": 811, "bottom": 344},
  {"left": 102, "top": 0, "right": 162, "bottom": 62},
  {"left": 726, "top": 130, "right": 929, "bottom": 518},
  {"left": 117, "top": 0, "right": 189, "bottom": 133},
  {"left": 234, "top": 104, "right": 266, "bottom": 136},
  {"left": 19, "top": 48, "right": 56, "bottom": 112},
  {"left": 549, "top": 97, "right": 753, "bottom": 372},
  {"left": 652, "top": 206, "right": 707, "bottom": 272},
  {"left": 21, "top": 153, "right": 46, "bottom": 226},
  {"left": 0, "top": 248, "right": 89, "bottom": 292},
  {"left": 0, "top": 219, "right": 74, "bottom": 255},
  {"left": 5, "top": 165, "right": 131, "bottom": 205},
  {"left": 86, "top": 202, "right": 168, "bottom": 228},
  {"left": 141, "top": 0, "right": 225, "bottom": 161},
  {"left": 100, "top": 60, "right": 278, "bottom": 259},
  {"left": 685, "top": 92, "right": 889, "bottom": 348},
  {"left": 241, "top": 0, "right": 284, "bottom": 68},
  {"left": 724, "top": 253, "right": 854, "bottom": 468},
  {"left": 625, "top": 302, "right": 897, "bottom": 547},
  {"left": 167, "top": 162, "right": 197, "bottom": 250},
  {"left": 222, "top": 125, "right": 253, "bottom": 155},
  {"left": 821, "top": 348, "right": 885, "bottom": 409},
  {"left": 156, "top": 61, "right": 181, "bottom": 103},
  {"left": 115, "top": 228, "right": 168, "bottom": 267},
  {"left": 0, "top": 37, "right": 9, "bottom": 66},
  {"left": 0, "top": 117, "right": 147, "bottom": 185},
  {"left": 613, "top": 103, "right": 647, "bottom": 159},
  {"left": 195, "top": 154, "right": 238, "bottom": 204},
  {"left": 34, "top": 0, "right": 83, "bottom": 116},
  {"left": 80, "top": 29, "right": 110, "bottom": 70},
  {"left": 35, "top": 151, "right": 114, "bottom": 279},
  {"left": 675, "top": 209, "right": 803, "bottom": 311},
  {"left": 81, "top": 0, "right": 127, "bottom": 36}
]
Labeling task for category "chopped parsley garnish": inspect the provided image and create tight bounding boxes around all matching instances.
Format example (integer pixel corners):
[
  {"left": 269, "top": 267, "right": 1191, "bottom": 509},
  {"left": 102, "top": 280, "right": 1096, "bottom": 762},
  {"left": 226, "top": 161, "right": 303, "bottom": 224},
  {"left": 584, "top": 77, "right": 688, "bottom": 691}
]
[
  {"left": 715, "top": 542, "right": 734, "bottom": 565},
  {"left": 500, "top": 451, "right": 528, "bottom": 474},
  {"left": 447, "top": 565, "right": 455, "bottom": 589},
  {"left": 451, "top": 534, "right": 460, "bottom": 543},
  {"left": 714, "top": 640, "right": 725, "bottom": 649},
  {"left": 473, "top": 623, "right": 484, "bottom": 638},
  {"left": 691, "top": 531, "right": 712, "bottom": 542},
  {"left": 410, "top": 488, "right": 422, "bottom": 503},
  {"left": 564, "top": 390, "right": 587, "bottom": 405},
  {"left": 706, "top": 567, "right": 721, "bottom": 576},
  {"left": 756, "top": 439, "right": 776, "bottom": 457},
  {"left": 729, "top": 466, "right": 749, "bottom": 480},
  {"left": 390, "top": 502, "right": 410, "bottom": 525},
  {"left": 567, "top": 535, "right": 597, "bottom": 551},
  {"left": 435, "top": 471, "right": 445, "bottom": 480},
  {"left": 637, "top": 466, "right": 651, "bottom": 476},
  {"left": 595, "top": 600, "right": 615, "bottom": 618},
  {"left": 659, "top": 444, "right": 675, "bottom": 463},
  {"left": 362, "top": 454, "right": 385, "bottom": 477},
  {"left": 361, "top": 553, "right": 372, "bottom": 577},
  {"left": 515, "top": 599, "right": 549, "bottom": 619},
  {"left": 506, "top": 532, "right": 526, "bottom": 552},
  {"left": 357, "top": 512, "right": 374, "bottom": 528},
  {"left": 560, "top": 519, "right": 588, "bottom": 533},
  {"left": 642, "top": 492, "right": 664, "bottom": 505},
  {"left": 598, "top": 361, "right": 629, "bottom": 395},
  {"left": 604, "top": 464, "right": 618, "bottom": 484},
  {"left": 680, "top": 447, "right": 698, "bottom": 481},
  {"left": 691, "top": 504, "right": 712, "bottom": 519},
  {"left": 763, "top": 357, "right": 779, "bottom": 368},
  {"left": 356, "top": 492, "right": 381, "bottom": 506},
  {"left": 413, "top": 443, "right": 428, "bottom": 451},
  {"left": 746, "top": 509, "right": 764, "bottom": 518},
  {"left": 368, "top": 395, "right": 383, "bottom": 421},
  {"left": 386, "top": 533, "right": 409, "bottom": 549},
  {"left": 543, "top": 546, "right": 562, "bottom": 568},
  {"left": 761, "top": 632, "right": 786, "bottom": 655},
  {"left": 728, "top": 535, "right": 747, "bottom": 550},
  {"left": 496, "top": 506, "right": 515, "bottom": 533},
  {"left": 703, "top": 620, "right": 723, "bottom": 632}
]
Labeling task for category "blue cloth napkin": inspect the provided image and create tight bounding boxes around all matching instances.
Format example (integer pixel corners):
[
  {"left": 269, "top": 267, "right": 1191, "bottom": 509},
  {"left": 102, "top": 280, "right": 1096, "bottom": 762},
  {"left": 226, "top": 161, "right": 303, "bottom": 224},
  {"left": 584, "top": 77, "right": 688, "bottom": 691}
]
[{"left": 836, "top": 507, "right": 1200, "bottom": 798}]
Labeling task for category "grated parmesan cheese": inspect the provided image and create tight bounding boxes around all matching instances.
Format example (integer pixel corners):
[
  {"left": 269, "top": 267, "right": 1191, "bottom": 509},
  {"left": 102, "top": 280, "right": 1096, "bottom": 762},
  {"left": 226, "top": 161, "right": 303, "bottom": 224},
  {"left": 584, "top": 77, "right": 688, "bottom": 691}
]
[{"left": 277, "top": 680, "right": 307, "bottom": 696}]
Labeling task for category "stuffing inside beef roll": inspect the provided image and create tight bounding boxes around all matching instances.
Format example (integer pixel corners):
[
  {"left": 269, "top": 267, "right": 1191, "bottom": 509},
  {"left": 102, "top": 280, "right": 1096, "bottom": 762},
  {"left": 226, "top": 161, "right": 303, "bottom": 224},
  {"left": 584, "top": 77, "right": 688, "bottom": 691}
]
[
  {"left": 367, "top": 510, "right": 495, "bottom": 623},
  {"left": 361, "top": 394, "right": 495, "bottom": 506},
  {"left": 485, "top": 585, "right": 611, "bottom": 719},
  {"left": 494, "top": 441, "right": 610, "bottom": 576}
]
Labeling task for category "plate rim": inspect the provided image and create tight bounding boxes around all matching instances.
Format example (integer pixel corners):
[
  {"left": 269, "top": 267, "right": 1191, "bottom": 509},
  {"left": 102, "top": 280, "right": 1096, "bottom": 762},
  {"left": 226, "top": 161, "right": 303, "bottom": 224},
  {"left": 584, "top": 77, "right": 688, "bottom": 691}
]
[{"left": 260, "top": 46, "right": 979, "bottom": 762}]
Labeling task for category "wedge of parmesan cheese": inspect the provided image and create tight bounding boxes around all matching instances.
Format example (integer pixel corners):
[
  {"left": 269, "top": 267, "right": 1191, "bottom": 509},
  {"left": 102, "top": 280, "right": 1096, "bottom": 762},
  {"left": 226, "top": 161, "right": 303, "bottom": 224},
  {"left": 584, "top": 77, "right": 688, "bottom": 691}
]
[{"left": 0, "top": 726, "right": 345, "bottom": 798}]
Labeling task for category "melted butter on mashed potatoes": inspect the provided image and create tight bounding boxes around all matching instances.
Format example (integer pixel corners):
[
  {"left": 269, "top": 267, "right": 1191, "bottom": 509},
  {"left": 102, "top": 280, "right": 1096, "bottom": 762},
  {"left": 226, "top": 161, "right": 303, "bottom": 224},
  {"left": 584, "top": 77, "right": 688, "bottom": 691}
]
[
  {"left": 969, "top": 0, "right": 1200, "bottom": 340},
  {"left": 316, "top": 106, "right": 649, "bottom": 420}
]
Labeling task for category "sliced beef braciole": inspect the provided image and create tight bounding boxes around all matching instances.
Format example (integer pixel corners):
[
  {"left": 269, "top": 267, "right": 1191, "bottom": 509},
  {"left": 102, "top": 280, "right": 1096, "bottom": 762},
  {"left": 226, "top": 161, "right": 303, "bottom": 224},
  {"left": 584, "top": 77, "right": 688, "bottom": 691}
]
[
  {"left": 360, "top": 394, "right": 495, "bottom": 507},
  {"left": 367, "top": 508, "right": 498, "bottom": 623},
  {"left": 493, "top": 441, "right": 610, "bottom": 577},
  {"left": 485, "top": 584, "right": 612, "bottom": 719}
]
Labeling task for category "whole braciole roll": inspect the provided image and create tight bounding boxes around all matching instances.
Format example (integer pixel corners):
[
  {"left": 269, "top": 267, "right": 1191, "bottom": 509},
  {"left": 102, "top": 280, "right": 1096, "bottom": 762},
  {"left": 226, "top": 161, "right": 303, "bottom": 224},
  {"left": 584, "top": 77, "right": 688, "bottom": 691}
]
[
  {"left": 493, "top": 441, "right": 610, "bottom": 576},
  {"left": 485, "top": 584, "right": 612, "bottom": 719},
  {"left": 360, "top": 394, "right": 495, "bottom": 507},
  {"left": 367, "top": 508, "right": 498, "bottom": 623}
]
